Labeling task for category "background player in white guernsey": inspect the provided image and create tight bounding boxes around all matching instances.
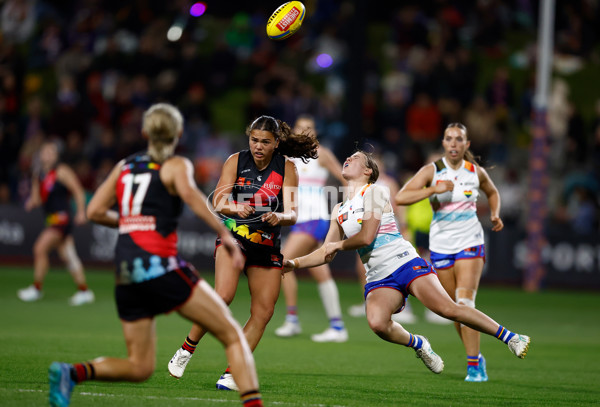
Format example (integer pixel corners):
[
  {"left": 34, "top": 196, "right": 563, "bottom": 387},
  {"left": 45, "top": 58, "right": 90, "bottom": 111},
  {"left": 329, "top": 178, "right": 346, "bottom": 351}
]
[
  {"left": 274, "top": 115, "right": 349, "bottom": 342},
  {"left": 395, "top": 122, "right": 504, "bottom": 382},
  {"left": 283, "top": 150, "right": 530, "bottom": 377}
]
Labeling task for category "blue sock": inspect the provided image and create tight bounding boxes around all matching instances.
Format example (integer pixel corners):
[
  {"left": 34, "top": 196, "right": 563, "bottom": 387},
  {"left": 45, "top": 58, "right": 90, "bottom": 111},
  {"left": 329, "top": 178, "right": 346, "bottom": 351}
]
[
  {"left": 286, "top": 306, "right": 298, "bottom": 323},
  {"left": 494, "top": 325, "right": 516, "bottom": 344},
  {"left": 405, "top": 333, "right": 423, "bottom": 350},
  {"left": 330, "top": 317, "right": 344, "bottom": 330},
  {"left": 467, "top": 355, "right": 479, "bottom": 368}
]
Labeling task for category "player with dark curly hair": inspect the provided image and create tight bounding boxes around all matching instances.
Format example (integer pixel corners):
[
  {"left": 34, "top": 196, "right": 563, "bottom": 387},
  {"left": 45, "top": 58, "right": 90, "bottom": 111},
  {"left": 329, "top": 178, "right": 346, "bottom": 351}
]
[{"left": 168, "top": 115, "right": 318, "bottom": 391}]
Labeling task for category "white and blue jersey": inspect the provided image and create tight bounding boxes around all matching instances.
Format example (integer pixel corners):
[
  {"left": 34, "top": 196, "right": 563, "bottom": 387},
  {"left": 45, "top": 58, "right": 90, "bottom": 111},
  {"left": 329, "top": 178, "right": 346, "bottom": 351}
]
[
  {"left": 290, "top": 156, "right": 330, "bottom": 241},
  {"left": 292, "top": 156, "right": 330, "bottom": 222},
  {"left": 429, "top": 158, "right": 484, "bottom": 254},
  {"left": 337, "top": 184, "right": 419, "bottom": 284}
]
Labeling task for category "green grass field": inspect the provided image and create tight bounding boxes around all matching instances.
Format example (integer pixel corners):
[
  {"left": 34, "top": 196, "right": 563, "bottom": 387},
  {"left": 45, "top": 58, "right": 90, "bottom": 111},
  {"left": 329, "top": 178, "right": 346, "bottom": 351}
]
[{"left": 1, "top": 266, "right": 599, "bottom": 406}]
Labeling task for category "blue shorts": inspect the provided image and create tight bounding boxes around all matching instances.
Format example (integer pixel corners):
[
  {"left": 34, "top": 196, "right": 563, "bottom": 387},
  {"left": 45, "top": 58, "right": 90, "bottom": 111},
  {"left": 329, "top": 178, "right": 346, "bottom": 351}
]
[
  {"left": 289, "top": 219, "right": 329, "bottom": 242},
  {"left": 363, "top": 257, "right": 436, "bottom": 312},
  {"left": 429, "top": 244, "right": 485, "bottom": 270}
]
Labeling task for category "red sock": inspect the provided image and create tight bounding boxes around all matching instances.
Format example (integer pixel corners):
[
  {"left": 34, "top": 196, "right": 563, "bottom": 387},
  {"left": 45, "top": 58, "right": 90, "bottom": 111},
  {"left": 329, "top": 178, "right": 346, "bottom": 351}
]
[
  {"left": 241, "top": 390, "right": 263, "bottom": 407},
  {"left": 33, "top": 282, "right": 43, "bottom": 291},
  {"left": 72, "top": 362, "right": 95, "bottom": 383},
  {"left": 77, "top": 283, "right": 88, "bottom": 291},
  {"left": 182, "top": 336, "right": 199, "bottom": 354}
]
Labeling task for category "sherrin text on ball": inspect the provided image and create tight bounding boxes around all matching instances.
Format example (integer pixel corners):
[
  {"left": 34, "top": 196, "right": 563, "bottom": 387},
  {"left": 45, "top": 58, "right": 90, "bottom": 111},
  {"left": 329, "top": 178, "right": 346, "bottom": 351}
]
[{"left": 266, "top": 1, "right": 305, "bottom": 40}]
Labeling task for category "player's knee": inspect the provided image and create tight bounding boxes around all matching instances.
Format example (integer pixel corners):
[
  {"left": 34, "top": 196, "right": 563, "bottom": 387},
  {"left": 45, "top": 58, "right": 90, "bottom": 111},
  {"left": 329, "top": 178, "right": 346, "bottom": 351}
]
[
  {"left": 455, "top": 288, "right": 476, "bottom": 308},
  {"left": 367, "top": 315, "right": 390, "bottom": 337},
  {"left": 456, "top": 297, "right": 475, "bottom": 308},
  {"left": 220, "top": 325, "right": 246, "bottom": 348},
  {"left": 33, "top": 241, "right": 47, "bottom": 257},
  {"left": 250, "top": 302, "right": 276, "bottom": 324},
  {"left": 217, "top": 291, "right": 236, "bottom": 305},
  {"left": 129, "top": 361, "right": 154, "bottom": 382}
]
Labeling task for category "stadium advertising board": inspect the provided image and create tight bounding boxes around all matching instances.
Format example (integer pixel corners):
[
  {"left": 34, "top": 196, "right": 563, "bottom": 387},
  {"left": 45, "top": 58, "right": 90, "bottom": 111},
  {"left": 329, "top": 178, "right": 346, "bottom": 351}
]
[{"left": 0, "top": 205, "right": 598, "bottom": 289}]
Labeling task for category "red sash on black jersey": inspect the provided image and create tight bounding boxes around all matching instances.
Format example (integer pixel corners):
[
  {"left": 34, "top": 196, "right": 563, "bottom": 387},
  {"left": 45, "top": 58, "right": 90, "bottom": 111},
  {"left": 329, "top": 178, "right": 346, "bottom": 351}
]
[{"left": 39, "top": 167, "right": 71, "bottom": 216}]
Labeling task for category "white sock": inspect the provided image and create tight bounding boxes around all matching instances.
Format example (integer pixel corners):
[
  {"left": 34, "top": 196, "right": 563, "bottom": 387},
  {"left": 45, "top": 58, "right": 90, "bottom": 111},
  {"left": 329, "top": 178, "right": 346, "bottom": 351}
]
[{"left": 318, "top": 279, "right": 343, "bottom": 324}]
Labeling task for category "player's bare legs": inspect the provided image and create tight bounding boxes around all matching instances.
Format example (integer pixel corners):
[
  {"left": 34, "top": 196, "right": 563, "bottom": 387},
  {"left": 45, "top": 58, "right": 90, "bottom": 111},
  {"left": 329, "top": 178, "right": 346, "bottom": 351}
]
[
  {"left": 277, "top": 232, "right": 347, "bottom": 341},
  {"left": 18, "top": 228, "right": 62, "bottom": 302}
]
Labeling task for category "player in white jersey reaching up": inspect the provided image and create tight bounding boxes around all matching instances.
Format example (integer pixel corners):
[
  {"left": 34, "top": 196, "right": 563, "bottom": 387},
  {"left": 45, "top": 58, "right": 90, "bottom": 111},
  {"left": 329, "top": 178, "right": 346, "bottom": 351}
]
[
  {"left": 274, "top": 115, "right": 349, "bottom": 342},
  {"left": 283, "top": 150, "right": 530, "bottom": 376},
  {"left": 395, "top": 122, "right": 504, "bottom": 382}
]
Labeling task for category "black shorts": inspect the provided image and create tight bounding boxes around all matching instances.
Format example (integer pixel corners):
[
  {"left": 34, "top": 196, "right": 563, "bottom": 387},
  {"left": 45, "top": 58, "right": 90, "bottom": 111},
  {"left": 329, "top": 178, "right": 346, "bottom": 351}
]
[
  {"left": 115, "top": 264, "right": 201, "bottom": 321},
  {"left": 46, "top": 211, "right": 73, "bottom": 237},
  {"left": 215, "top": 236, "right": 283, "bottom": 270}
]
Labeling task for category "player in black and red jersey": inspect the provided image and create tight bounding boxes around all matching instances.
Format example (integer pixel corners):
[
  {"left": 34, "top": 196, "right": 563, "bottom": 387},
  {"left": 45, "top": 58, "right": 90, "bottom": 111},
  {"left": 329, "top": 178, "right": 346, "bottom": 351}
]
[
  {"left": 168, "top": 115, "right": 318, "bottom": 391},
  {"left": 18, "top": 140, "right": 94, "bottom": 306},
  {"left": 48, "top": 103, "right": 264, "bottom": 407}
]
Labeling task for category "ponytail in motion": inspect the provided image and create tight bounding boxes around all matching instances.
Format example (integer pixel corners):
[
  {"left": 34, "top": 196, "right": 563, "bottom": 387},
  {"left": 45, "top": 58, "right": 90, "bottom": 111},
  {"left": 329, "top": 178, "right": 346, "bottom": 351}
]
[{"left": 247, "top": 115, "right": 319, "bottom": 162}]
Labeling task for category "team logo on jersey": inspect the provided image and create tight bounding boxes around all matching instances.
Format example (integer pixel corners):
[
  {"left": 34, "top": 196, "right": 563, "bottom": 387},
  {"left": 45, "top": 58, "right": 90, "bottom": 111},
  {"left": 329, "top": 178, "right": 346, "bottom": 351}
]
[
  {"left": 236, "top": 177, "right": 254, "bottom": 186},
  {"left": 337, "top": 212, "right": 348, "bottom": 224},
  {"left": 464, "top": 190, "right": 472, "bottom": 198}
]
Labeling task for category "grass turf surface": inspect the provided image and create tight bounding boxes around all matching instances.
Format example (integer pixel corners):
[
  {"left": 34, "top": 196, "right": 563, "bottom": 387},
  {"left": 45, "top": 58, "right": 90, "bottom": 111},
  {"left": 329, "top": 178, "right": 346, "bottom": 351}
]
[{"left": 1, "top": 266, "right": 599, "bottom": 406}]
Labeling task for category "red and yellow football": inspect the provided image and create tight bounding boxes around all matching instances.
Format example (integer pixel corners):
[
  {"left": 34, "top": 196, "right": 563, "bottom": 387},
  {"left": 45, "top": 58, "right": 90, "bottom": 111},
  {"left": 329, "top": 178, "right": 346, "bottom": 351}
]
[{"left": 266, "top": 1, "right": 306, "bottom": 40}]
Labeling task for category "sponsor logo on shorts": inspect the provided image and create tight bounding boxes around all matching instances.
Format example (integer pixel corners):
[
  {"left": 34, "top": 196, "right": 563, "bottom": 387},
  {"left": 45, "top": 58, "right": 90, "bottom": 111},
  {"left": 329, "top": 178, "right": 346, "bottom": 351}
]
[{"left": 434, "top": 259, "right": 451, "bottom": 267}]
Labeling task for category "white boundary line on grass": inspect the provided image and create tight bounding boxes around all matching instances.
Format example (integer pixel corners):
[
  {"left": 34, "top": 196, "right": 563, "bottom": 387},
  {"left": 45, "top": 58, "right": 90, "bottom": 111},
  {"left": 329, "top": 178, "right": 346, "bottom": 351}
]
[{"left": 15, "top": 388, "right": 346, "bottom": 406}]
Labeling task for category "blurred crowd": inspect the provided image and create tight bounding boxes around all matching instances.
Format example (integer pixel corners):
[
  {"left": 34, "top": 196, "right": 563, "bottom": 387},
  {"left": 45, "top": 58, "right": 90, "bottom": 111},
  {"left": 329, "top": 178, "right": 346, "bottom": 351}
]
[{"left": 0, "top": 0, "right": 599, "bottom": 235}]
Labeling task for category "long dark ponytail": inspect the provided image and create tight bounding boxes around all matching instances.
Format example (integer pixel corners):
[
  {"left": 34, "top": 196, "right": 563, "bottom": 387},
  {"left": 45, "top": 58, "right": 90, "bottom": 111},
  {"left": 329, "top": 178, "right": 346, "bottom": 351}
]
[{"left": 246, "top": 115, "right": 319, "bottom": 163}]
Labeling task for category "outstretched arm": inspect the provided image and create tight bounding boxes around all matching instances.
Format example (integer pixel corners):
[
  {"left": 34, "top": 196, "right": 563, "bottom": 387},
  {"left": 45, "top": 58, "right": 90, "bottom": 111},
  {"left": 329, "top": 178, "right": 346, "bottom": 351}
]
[
  {"left": 284, "top": 186, "right": 386, "bottom": 271},
  {"left": 283, "top": 203, "right": 344, "bottom": 271}
]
